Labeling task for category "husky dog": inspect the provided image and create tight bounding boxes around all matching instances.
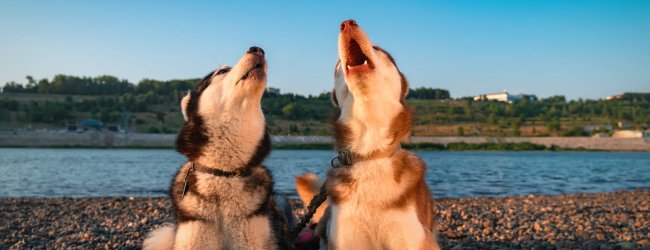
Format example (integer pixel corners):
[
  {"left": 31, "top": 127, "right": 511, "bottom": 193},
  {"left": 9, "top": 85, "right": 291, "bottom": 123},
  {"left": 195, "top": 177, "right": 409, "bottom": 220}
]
[
  {"left": 143, "top": 47, "right": 285, "bottom": 250},
  {"left": 296, "top": 20, "right": 440, "bottom": 249}
]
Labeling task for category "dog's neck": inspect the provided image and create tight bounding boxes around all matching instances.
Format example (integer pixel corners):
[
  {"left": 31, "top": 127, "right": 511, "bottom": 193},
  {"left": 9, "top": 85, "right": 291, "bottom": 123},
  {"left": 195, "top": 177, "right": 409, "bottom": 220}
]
[
  {"left": 195, "top": 104, "right": 267, "bottom": 172},
  {"left": 335, "top": 96, "right": 410, "bottom": 157}
]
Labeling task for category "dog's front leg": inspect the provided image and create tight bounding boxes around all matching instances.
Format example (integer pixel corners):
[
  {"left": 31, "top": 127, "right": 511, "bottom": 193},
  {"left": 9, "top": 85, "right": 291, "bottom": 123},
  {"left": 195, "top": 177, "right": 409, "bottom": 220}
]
[
  {"left": 378, "top": 211, "right": 440, "bottom": 250},
  {"left": 225, "top": 216, "right": 276, "bottom": 250},
  {"left": 328, "top": 206, "right": 373, "bottom": 250},
  {"left": 247, "top": 215, "right": 276, "bottom": 250}
]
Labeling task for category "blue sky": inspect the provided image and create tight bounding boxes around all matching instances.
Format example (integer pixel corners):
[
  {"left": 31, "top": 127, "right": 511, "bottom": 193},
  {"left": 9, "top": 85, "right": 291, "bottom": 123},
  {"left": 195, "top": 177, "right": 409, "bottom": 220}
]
[{"left": 1, "top": 1, "right": 649, "bottom": 99}]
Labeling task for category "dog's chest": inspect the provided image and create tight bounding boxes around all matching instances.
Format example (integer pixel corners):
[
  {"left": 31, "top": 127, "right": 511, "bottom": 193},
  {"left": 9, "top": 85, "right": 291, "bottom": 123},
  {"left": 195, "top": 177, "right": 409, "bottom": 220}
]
[
  {"left": 328, "top": 159, "right": 424, "bottom": 237},
  {"left": 346, "top": 159, "right": 402, "bottom": 203},
  {"left": 330, "top": 201, "right": 423, "bottom": 246},
  {"left": 195, "top": 173, "right": 265, "bottom": 215},
  {"left": 173, "top": 165, "right": 270, "bottom": 223}
]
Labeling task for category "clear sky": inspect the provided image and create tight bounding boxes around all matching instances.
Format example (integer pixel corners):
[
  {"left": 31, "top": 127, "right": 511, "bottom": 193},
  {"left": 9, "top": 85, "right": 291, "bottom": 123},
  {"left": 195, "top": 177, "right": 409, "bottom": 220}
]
[{"left": 1, "top": 1, "right": 649, "bottom": 100}]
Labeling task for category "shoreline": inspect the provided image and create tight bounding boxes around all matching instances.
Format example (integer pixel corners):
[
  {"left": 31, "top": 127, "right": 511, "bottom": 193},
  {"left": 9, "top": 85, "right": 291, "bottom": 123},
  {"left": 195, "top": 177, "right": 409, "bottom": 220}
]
[
  {"left": 1, "top": 190, "right": 648, "bottom": 249},
  {"left": 1, "top": 132, "right": 649, "bottom": 151}
]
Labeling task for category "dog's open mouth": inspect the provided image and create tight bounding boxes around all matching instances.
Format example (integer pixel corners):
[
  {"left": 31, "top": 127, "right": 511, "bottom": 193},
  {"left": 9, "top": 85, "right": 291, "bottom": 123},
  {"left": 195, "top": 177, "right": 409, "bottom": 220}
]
[{"left": 345, "top": 39, "right": 373, "bottom": 73}]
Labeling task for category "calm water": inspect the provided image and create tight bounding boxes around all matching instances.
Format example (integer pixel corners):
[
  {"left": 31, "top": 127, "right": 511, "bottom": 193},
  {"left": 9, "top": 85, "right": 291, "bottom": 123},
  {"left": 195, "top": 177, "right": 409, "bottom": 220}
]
[{"left": 0, "top": 148, "right": 648, "bottom": 198}]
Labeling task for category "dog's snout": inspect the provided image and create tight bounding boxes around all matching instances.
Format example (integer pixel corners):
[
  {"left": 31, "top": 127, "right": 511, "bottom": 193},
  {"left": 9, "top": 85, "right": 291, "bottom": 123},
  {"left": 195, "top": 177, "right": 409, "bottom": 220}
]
[
  {"left": 248, "top": 46, "right": 265, "bottom": 56},
  {"left": 340, "top": 19, "right": 358, "bottom": 31}
]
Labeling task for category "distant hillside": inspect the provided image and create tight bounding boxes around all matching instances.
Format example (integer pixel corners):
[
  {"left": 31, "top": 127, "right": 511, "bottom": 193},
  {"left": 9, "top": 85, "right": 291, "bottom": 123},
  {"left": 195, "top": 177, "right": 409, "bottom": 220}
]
[{"left": 1, "top": 74, "right": 648, "bottom": 136}]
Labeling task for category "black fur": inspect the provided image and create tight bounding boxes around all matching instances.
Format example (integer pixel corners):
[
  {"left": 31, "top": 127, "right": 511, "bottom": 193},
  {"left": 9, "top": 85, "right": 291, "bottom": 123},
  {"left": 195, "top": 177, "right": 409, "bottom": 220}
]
[
  {"left": 170, "top": 164, "right": 274, "bottom": 223},
  {"left": 246, "top": 128, "right": 271, "bottom": 167},
  {"left": 170, "top": 166, "right": 204, "bottom": 223},
  {"left": 175, "top": 72, "right": 214, "bottom": 161}
]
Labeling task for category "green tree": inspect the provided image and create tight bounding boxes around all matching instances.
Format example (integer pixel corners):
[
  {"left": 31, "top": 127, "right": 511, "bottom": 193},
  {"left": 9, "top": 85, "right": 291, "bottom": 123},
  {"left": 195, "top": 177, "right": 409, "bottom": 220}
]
[
  {"left": 457, "top": 126, "right": 465, "bottom": 136},
  {"left": 282, "top": 103, "right": 304, "bottom": 119},
  {"left": 289, "top": 124, "right": 300, "bottom": 134}
]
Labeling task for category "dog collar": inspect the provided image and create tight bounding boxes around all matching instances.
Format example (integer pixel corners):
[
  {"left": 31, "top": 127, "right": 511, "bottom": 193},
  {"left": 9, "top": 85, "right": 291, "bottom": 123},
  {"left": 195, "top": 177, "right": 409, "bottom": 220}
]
[
  {"left": 191, "top": 162, "right": 253, "bottom": 177},
  {"left": 181, "top": 162, "right": 252, "bottom": 197},
  {"left": 332, "top": 145, "right": 399, "bottom": 168}
]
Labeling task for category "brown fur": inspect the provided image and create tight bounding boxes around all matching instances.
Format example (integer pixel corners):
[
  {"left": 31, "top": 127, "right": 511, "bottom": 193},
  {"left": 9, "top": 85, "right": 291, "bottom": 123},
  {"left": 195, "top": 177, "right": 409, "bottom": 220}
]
[
  {"left": 295, "top": 173, "right": 329, "bottom": 223},
  {"left": 325, "top": 167, "right": 356, "bottom": 204},
  {"left": 389, "top": 107, "right": 412, "bottom": 145},
  {"left": 387, "top": 151, "right": 435, "bottom": 231},
  {"left": 331, "top": 108, "right": 352, "bottom": 151},
  {"left": 316, "top": 207, "right": 331, "bottom": 241}
]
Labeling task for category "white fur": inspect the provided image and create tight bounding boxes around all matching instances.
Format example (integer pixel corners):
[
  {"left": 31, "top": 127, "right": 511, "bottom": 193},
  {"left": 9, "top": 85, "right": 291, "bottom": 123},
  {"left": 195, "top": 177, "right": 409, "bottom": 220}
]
[
  {"left": 170, "top": 216, "right": 272, "bottom": 250},
  {"left": 174, "top": 221, "right": 221, "bottom": 249},
  {"left": 194, "top": 52, "right": 267, "bottom": 172},
  {"left": 327, "top": 158, "right": 430, "bottom": 249},
  {"left": 180, "top": 93, "right": 191, "bottom": 121},
  {"left": 143, "top": 224, "right": 175, "bottom": 250},
  {"left": 334, "top": 33, "right": 405, "bottom": 155}
]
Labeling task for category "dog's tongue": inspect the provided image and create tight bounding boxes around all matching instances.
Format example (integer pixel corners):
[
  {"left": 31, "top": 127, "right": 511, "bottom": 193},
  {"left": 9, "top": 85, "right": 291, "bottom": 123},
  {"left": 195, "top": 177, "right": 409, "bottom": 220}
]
[{"left": 347, "top": 40, "right": 367, "bottom": 67}]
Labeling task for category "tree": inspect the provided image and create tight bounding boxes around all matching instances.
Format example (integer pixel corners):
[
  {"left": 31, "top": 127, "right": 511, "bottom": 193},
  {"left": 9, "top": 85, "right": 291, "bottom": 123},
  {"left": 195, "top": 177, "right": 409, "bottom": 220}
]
[
  {"left": 457, "top": 127, "right": 465, "bottom": 136},
  {"left": 407, "top": 87, "right": 451, "bottom": 100},
  {"left": 546, "top": 118, "right": 561, "bottom": 134},
  {"left": 281, "top": 103, "right": 304, "bottom": 119},
  {"left": 289, "top": 124, "right": 300, "bottom": 134},
  {"left": 512, "top": 118, "right": 521, "bottom": 136},
  {"left": 25, "top": 76, "right": 37, "bottom": 92}
]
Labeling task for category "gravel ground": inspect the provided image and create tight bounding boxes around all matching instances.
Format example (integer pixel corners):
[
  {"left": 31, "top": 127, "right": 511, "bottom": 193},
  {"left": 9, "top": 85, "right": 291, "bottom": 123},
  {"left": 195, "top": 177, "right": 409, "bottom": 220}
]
[{"left": 1, "top": 190, "right": 649, "bottom": 250}]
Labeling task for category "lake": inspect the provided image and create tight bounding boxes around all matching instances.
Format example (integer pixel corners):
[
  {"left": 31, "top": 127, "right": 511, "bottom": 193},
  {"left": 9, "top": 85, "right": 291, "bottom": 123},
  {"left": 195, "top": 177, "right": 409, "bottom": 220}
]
[{"left": 0, "top": 148, "right": 648, "bottom": 198}]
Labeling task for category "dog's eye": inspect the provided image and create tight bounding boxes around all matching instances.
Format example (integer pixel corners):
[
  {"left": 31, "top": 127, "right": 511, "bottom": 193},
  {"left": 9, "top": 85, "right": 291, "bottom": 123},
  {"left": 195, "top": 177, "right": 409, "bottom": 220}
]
[{"left": 215, "top": 68, "right": 230, "bottom": 75}]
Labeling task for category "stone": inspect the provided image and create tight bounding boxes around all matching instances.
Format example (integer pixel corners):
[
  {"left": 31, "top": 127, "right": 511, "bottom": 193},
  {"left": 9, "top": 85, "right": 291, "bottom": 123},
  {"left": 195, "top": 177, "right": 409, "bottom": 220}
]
[
  {"left": 444, "top": 230, "right": 464, "bottom": 239},
  {"left": 483, "top": 218, "right": 495, "bottom": 228},
  {"left": 616, "top": 242, "right": 634, "bottom": 250},
  {"left": 576, "top": 230, "right": 590, "bottom": 239}
]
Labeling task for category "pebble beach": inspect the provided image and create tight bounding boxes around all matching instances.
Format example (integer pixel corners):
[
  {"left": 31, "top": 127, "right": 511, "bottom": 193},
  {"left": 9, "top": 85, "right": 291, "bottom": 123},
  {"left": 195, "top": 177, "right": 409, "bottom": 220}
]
[{"left": 1, "top": 190, "right": 649, "bottom": 250}]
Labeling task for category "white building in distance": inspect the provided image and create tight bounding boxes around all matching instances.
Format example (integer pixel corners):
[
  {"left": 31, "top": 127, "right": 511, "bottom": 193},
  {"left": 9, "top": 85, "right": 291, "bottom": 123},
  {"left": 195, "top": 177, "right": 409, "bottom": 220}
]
[
  {"left": 606, "top": 94, "right": 623, "bottom": 100},
  {"left": 473, "top": 91, "right": 535, "bottom": 103}
]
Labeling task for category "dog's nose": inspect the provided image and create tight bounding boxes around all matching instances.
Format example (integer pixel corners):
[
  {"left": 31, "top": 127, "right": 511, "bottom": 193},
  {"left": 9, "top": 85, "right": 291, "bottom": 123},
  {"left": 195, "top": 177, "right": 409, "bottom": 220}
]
[
  {"left": 248, "top": 46, "right": 265, "bottom": 56},
  {"left": 340, "top": 19, "right": 358, "bottom": 31}
]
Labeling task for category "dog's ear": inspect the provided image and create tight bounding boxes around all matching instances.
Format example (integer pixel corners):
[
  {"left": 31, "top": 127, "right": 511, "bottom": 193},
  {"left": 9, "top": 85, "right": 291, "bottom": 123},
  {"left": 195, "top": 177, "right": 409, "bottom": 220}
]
[
  {"left": 180, "top": 92, "right": 191, "bottom": 121},
  {"left": 400, "top": 72, "right": 409, "bottom": 101},
  {"left": 331, "top": 88, "right": 339, "bottom": 107},
  {"left": 332, "top": 60, "right": 342, "bottom": 107}
]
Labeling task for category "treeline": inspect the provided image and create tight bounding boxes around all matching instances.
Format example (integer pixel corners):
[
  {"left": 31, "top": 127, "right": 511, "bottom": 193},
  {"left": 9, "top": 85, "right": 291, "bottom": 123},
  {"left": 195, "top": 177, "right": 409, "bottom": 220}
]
[
  {"left": 410, "top": 93, "right": 649, "bottom": 136},
  {"left": 2, "top": 74, "right": 649, "bottom": 135},
  {"left": 0, "top": 74, "right": 453, "bottom": 125},
  {"left": 407, "top": 87, "right": 450, "bottom": 100},
  {"left": 2, "top": 75, "right": 199, "bottom": 100},
  {"left": 412, "top": 94, "right": 650, "bottom": 125},
  {"left": 2, "top": 75, "right": 451, "bottom": 100}
]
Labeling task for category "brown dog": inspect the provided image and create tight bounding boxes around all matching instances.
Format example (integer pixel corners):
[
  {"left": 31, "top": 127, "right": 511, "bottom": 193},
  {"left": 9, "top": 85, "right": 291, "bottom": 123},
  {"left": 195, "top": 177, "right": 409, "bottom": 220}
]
[{"left": 296, "top": 20, "right": 440, "bottom": 250}]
